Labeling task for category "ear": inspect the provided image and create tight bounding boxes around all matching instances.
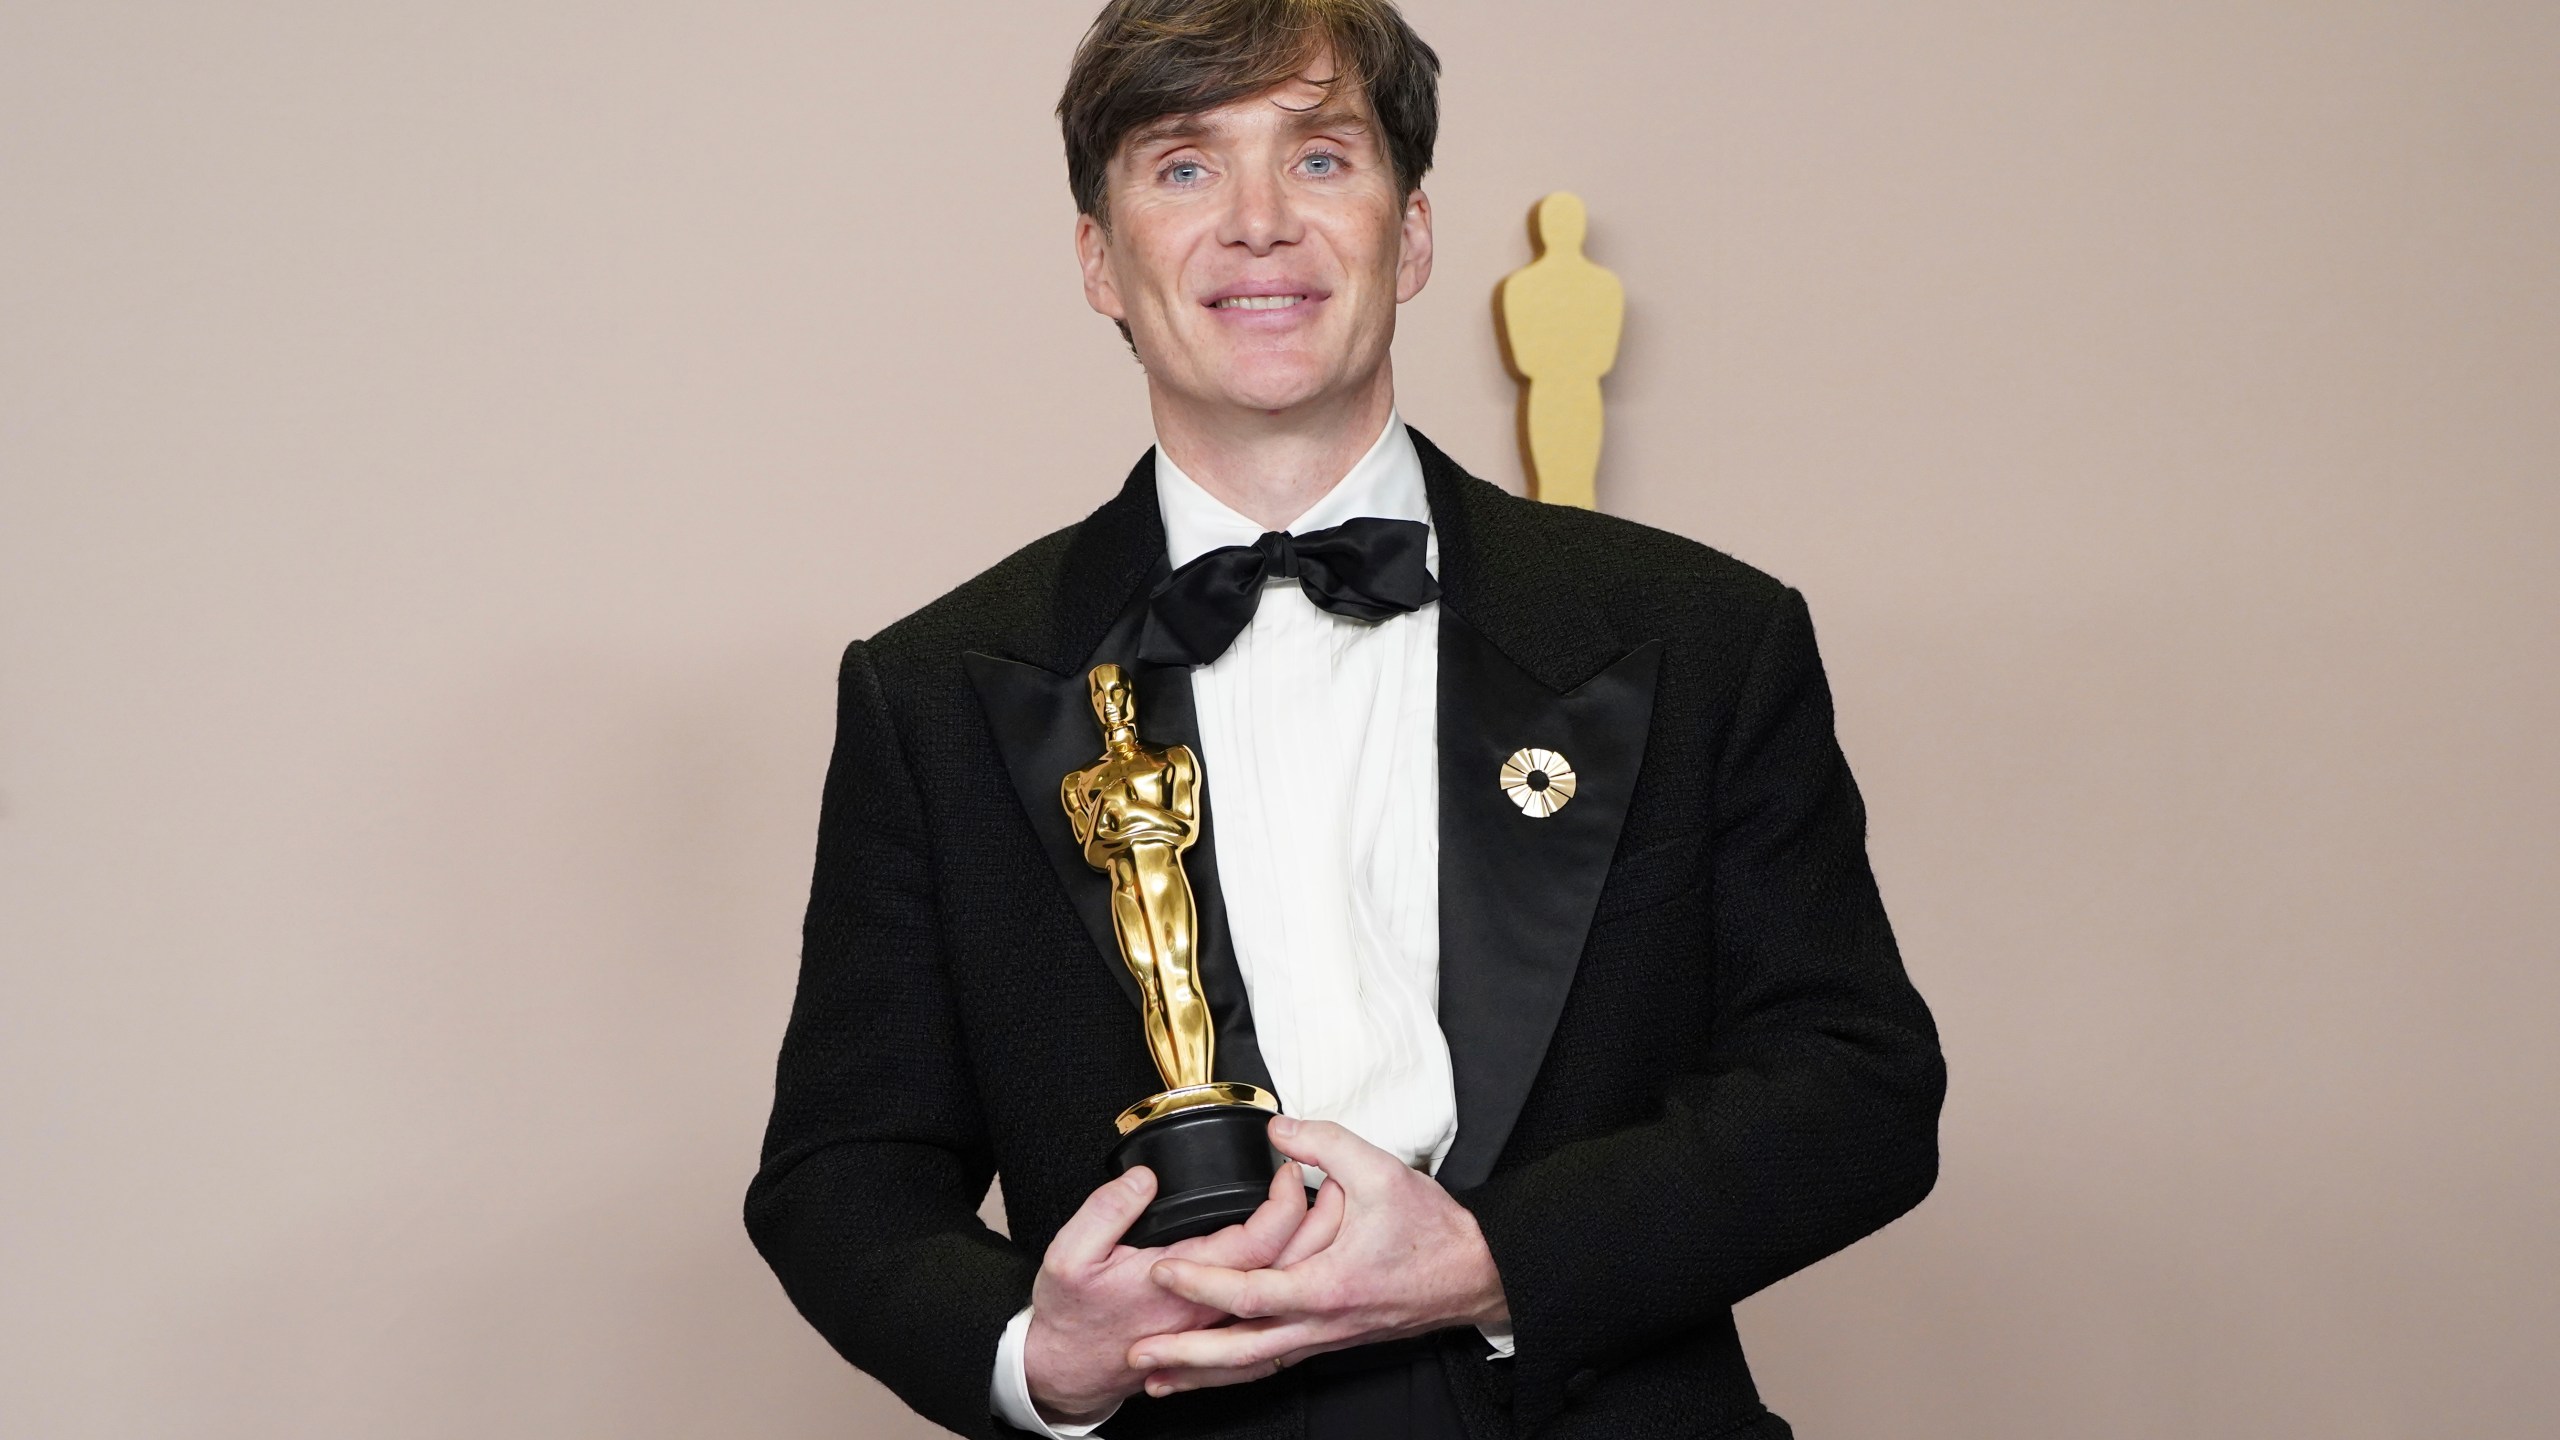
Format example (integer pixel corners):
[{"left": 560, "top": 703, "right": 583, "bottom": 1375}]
[
  {"left": 1394, "top": 188, "right": 1435, "bottom": 304},
  {"left": 1075, "top": 211, "right": 1127, "bottom": 322}
]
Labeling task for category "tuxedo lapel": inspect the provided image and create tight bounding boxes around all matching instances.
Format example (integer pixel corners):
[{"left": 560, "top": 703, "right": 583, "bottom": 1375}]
[
  {"left": 1418, "top": 431, "right": 1663, "bottom": 1191},
  {"left": 962, "top": 455, "right": 1279, "bottom": 1101},
  {"left": 963, "top": 636, "right": 1146, "bottom": 1016}
]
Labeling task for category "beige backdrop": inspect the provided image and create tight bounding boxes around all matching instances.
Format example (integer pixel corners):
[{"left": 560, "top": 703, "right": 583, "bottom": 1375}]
[{"left": 3, "top": 2, "right": 2554, "bottom": 1436}]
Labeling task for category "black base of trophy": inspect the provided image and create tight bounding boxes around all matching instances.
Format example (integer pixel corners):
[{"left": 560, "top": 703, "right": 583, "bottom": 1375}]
[{"left": 1108, "top": 1103, "right": 1284, "bottom": 1249}]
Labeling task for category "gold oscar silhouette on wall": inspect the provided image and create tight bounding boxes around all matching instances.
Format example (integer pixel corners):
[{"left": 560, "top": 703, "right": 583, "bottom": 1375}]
[{"left": 1496, "top": 191, "right": 1625, "bottom": 510}]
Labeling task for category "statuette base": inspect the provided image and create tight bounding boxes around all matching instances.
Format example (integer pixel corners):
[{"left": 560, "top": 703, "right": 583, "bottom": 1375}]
[{"left": 1108, "top": 1087, "right": 1286, "bottom": 1249}]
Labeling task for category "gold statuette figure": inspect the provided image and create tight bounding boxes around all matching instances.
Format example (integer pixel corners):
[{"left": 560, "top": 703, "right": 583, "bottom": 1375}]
[{"left": 1061, "top": 664, "right": 1277, "bottom": 1137}]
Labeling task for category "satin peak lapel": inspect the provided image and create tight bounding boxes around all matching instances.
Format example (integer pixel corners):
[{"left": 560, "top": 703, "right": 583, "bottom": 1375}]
[
  {"left": 1435, "top": 613, "right": 1660, "bottom": 1189},
  {"left": 1424, "top": 442, "right": 1664, "bottom": 1196}
]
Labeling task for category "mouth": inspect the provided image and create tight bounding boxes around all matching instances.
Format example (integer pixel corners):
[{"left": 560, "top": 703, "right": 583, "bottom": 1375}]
[{"left": 1203, "top": 286, "right": 1325, "bottom": 314}]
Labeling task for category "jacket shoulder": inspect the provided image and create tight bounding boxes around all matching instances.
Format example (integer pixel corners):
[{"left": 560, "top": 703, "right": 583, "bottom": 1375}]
[
  {"left": 837, "top": 521, "right": 1088, "bottom": 702},
  {"left": 1450, "top": 470, "right": 1794, "bottom": 629}
]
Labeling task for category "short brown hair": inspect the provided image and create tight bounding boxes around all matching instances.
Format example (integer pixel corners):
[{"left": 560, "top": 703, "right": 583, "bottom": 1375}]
[{"left": 1058, "top": 0, "right": 1441, "bottom": 225}]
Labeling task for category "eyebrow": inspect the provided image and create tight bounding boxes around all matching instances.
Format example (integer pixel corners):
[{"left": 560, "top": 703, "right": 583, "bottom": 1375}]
[
  {"left": 1122, "top": 115, "right": 1214, "bottom": 154},
  {"left": 1280, "top": 104, "right": 1374, "bottom": 139},
  {"left": 1121, "top": 103, "right": 1375, "bottom": 158}
]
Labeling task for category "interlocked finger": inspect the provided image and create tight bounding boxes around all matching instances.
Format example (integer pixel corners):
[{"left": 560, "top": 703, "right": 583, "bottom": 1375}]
[
  {"left": 1270, "top": 1176, "right": 1346, "bottom": 1268},
  {"left": 1130, "top": 1314, "right": 1331, "bottom": 1374},
  {"left": 1149, "top": 1254, "right": 1318, "bottom": 1318},
  {"left": 1164, "top": 1165, "right": 1306, "bottom": 1269},
  {"left": 1141, "top": 1356, "right": 1283, "bottom": 1398}
]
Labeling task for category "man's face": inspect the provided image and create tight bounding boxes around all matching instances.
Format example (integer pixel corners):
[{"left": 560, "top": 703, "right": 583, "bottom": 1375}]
[{"left": 1075, "top": 60, "right": 1434, "bottom": 417}]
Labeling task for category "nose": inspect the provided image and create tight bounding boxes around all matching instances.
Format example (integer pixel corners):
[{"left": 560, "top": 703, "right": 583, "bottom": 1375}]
[{"left": 1219, "top": 162, "right": 1303, "bottom": 255}]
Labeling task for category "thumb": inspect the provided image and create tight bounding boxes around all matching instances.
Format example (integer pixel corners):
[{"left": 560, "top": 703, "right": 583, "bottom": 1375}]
[
  {"left": 1267, "top": 1116, "right": 1397, "bottom": 1190},
  {"left": 1049, "top": 1167, "right": 1156, "bottom": 1269}
]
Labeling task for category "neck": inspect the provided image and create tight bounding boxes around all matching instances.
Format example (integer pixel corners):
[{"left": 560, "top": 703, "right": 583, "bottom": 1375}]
[{"left": 1148, "top": 364, "right": 1396, "bottom": 532}]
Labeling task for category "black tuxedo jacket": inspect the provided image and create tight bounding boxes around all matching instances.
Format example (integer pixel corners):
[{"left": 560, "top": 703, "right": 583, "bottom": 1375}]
[{"left": 746, "top": 433, "right": 1944, "bottom": 1440}]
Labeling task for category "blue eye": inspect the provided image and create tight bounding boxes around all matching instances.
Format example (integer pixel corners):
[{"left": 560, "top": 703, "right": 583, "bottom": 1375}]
[
  {"left": 1304, "top": 154, "right": 1336, "bottom": 175},
  {"left": 1166, "top": 162, "right": 1203, "bottom": 184}
]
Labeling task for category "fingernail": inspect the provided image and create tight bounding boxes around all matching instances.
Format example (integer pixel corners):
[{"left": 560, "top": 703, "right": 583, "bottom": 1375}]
[
  {"left": 1271, "top": 1115, "right": 1299, "bottom": 1137},
  {"left": 1132, "top": 1354, "right": 1156, "bottom": 1369}
]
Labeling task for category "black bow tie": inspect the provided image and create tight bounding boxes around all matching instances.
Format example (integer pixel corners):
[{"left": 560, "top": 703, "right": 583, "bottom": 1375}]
[{"left": 1139, "top": 516, "right": 1440, "bottom": 666}]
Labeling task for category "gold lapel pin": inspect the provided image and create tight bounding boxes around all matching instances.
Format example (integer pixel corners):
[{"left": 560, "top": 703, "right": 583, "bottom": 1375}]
[{"left": 1500, "top": 747, "right": 1577, "bottom": 818}]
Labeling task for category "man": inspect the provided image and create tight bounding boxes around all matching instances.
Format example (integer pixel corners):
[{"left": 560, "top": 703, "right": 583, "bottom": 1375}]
[{"left": 745, "top": 2, "right": 1944, "bottom": 1436}]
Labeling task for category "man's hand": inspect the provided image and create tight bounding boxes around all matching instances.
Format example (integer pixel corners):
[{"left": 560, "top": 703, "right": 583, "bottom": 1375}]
[
  {"left": 1022, "top": 1162, "right": 1307, "bottom": 1424},
  {"left": 1128, "top": 1116, "right": 1509, "bottom": 1398}
]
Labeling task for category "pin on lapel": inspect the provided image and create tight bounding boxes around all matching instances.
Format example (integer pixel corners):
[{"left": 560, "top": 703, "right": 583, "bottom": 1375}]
[{"left": 1499, "top": 747, "right": 1577, "bottom": 818}]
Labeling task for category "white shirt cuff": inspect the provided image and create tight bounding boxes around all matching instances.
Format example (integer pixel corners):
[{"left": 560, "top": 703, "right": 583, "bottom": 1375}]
[
  {"left": 1477, "top": 1320, "right": 1516, "bottom": 1358},
  {"left": 992, "top": 1304, "right": 1119, "bottom": 1437}
]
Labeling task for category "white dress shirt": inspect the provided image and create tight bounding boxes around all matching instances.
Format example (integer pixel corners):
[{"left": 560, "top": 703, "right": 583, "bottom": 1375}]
[{"left": 992, "top": 414, "right": 1503, "bottom": 1438}]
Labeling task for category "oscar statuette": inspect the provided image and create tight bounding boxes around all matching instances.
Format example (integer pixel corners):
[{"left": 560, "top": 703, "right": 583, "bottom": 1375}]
[{"left": 1061, "top": 664, "right": 1283, "bottom": 1247}]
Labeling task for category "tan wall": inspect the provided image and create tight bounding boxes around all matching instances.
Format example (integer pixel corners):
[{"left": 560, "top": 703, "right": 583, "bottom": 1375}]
[{"left": 3, "top": 3, "right": 2553, "bottom": 1436}]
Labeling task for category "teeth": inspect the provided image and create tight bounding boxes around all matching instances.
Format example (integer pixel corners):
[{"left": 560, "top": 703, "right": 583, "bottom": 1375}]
[{"left": 1214, "top": 295, "right": 1304, "bottom": 310}]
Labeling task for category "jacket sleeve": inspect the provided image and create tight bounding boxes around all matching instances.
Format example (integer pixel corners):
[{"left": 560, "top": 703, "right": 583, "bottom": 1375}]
[
  {"left": 744, "top": 639, "right": 1037, "bottom": 1439},
  {"left": 1453, "top": 586, "right": 1946, "bottom": 1427}
]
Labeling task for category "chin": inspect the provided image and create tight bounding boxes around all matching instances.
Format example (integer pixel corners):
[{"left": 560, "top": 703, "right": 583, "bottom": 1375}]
[{"left": 1206, "top": 350, "right": 1345, "bottom": 414}]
